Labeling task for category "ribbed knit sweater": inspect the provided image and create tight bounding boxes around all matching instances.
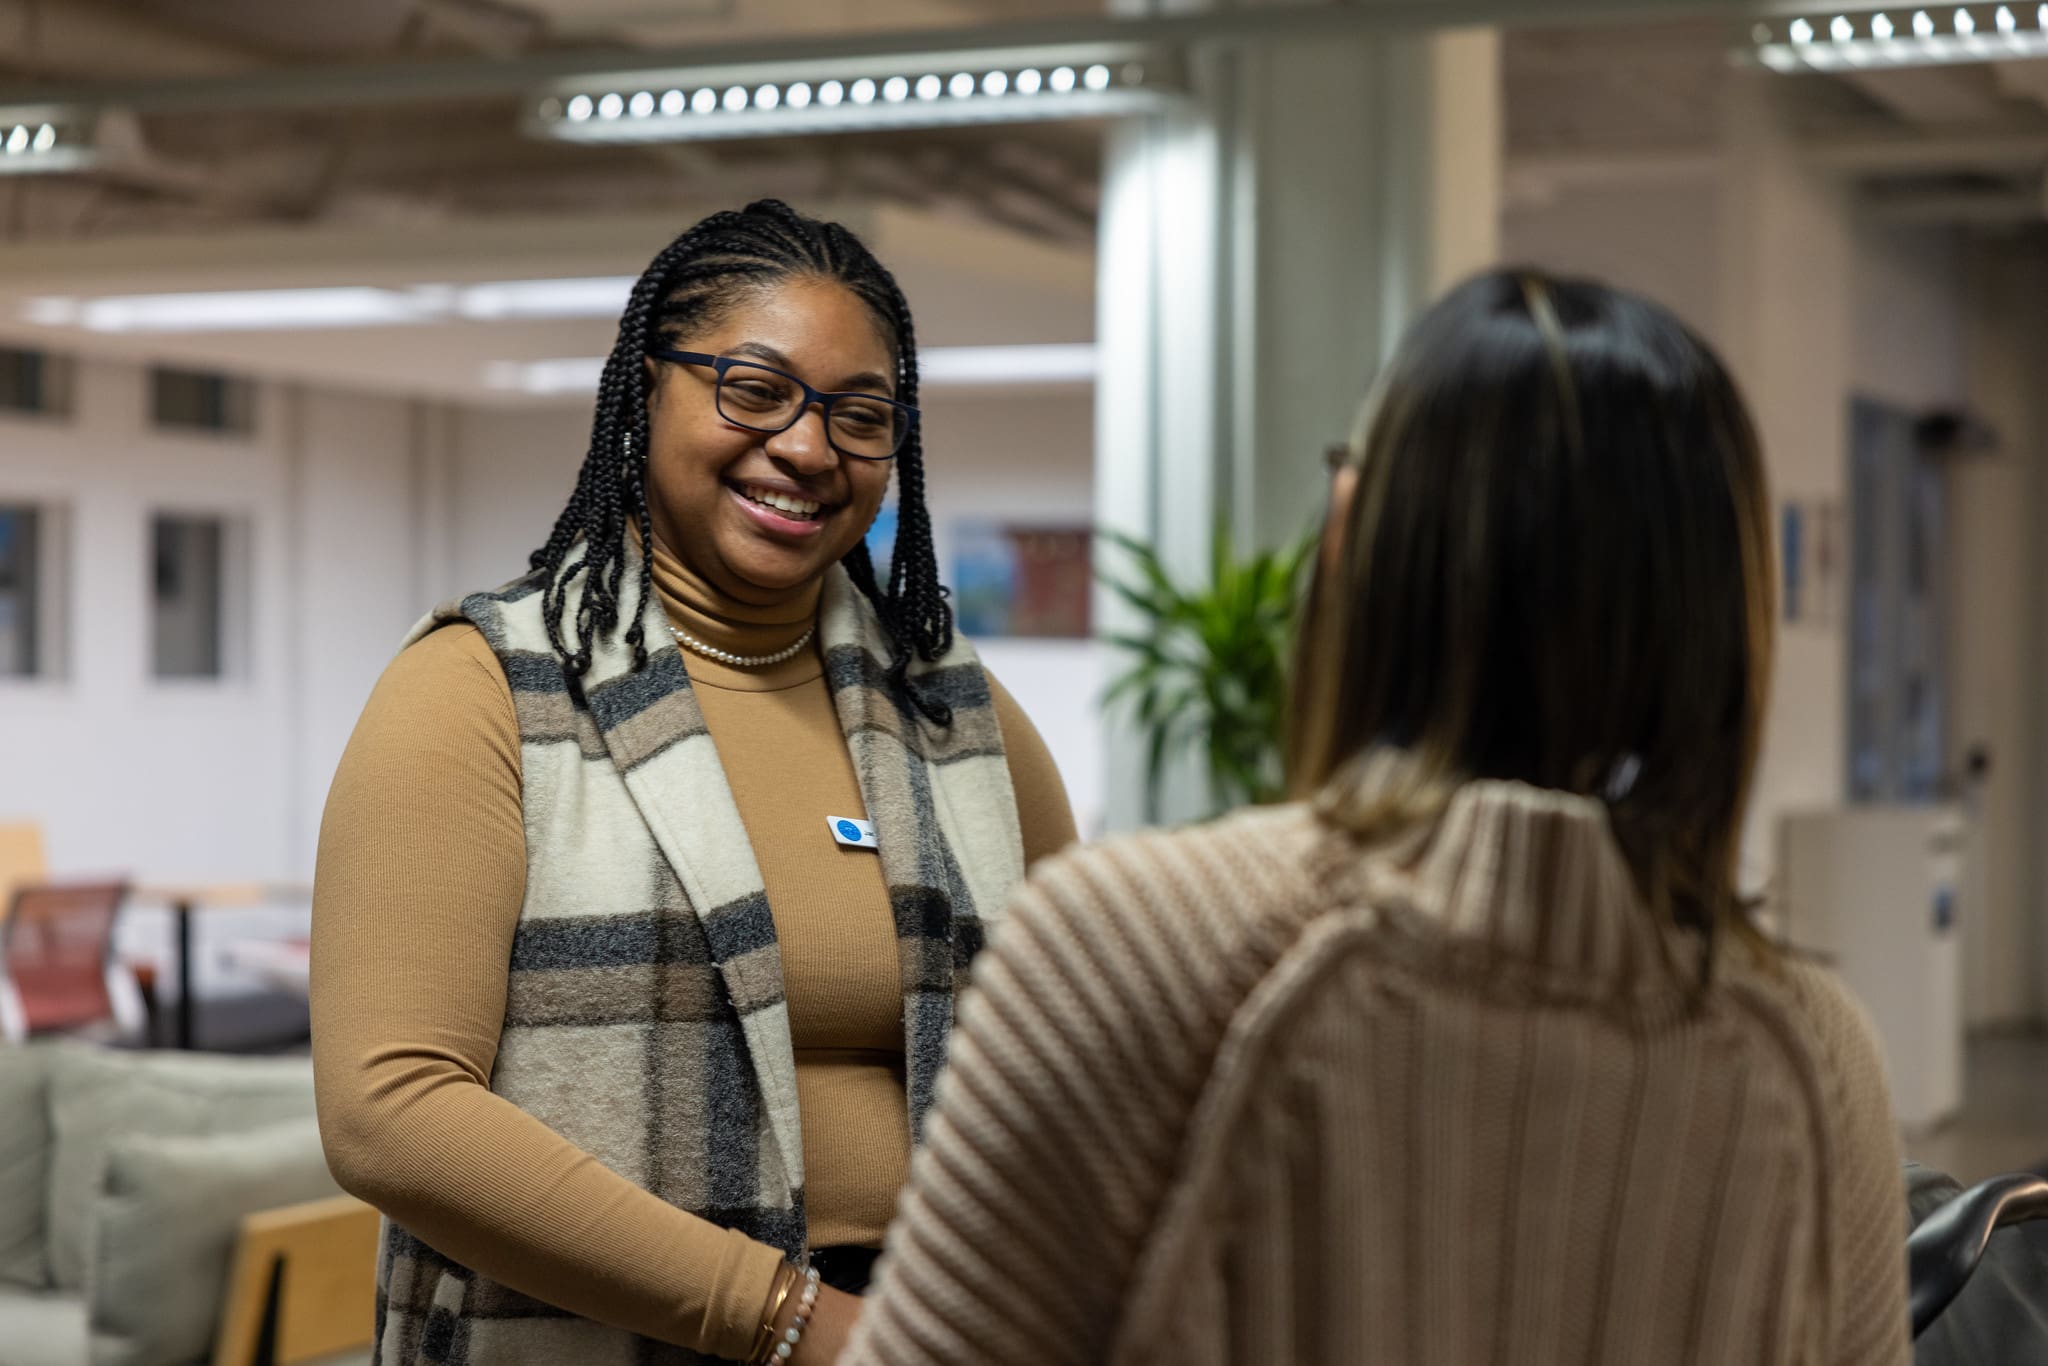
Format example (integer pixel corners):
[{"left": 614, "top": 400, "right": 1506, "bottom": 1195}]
[{"left": 846, "top": 782, "right": 1911, "bottom": 1366}]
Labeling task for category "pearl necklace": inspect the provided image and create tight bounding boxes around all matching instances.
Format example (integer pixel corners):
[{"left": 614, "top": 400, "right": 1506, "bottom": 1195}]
[{"left": 668, "top": 623, "right": 814, "bottom": 669}]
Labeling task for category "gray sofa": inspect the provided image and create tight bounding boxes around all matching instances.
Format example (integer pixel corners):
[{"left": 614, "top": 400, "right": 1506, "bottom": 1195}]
[{"left": 0, "top": 1043, "right": 369, "bottom": 1366}]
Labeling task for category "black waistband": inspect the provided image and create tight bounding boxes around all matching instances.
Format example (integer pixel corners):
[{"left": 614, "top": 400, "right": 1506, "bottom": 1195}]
[{"left": 809, "top": 1244, "right": 880, "bottom": 1296}]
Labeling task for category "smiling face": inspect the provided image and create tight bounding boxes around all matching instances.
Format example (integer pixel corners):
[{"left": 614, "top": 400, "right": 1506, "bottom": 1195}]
[{"left": 643, "top": 276, "right": 899, "bottom": 606}]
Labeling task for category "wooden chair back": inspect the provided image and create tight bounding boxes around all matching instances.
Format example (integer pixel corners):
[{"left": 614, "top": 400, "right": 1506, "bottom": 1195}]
[
  {"left": 0, "top": 822, "right": 46, "bottom": 923},
  {"left": 212, "top": 1195, "right": 381, "bottom": 1366}
]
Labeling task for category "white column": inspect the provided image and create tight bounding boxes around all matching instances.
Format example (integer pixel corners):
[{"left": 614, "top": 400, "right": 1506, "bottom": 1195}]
[
  {"left": 1715, "top": 74, "right": 1856, "bottom": 885},
  {"left": 1094, "top": 15, "right": 1501, "bottom": 829}
]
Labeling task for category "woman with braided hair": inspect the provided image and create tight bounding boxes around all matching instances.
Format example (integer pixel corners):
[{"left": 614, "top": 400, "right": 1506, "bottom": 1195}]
[{"left": 311, "top": 200, "right": 1075, "bottom": 1365}]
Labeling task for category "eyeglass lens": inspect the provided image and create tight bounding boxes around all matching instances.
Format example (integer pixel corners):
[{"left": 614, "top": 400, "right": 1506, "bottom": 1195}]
[{"left": 715, "top": 361, "right": 906, "bottom": 459}]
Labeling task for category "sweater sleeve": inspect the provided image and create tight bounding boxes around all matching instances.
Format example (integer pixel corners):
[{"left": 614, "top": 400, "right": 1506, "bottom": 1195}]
[
  {"left": 985, "top": 671, "right": 1078, "bottom": 869},
  {"left": 309, "top": 624, "right": 784, "bottom": 1362},
  {"left": 844, "top": 824, "right": 1296, "bottom": 1366},
  {"left": 1783, "top": 965, "right": 1912, "bottom": 1366}
]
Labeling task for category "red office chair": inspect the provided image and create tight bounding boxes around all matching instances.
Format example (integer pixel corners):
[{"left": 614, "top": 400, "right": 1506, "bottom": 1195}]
[{"left": 0, "top": 881, "right": 145, "bottom": 1043}]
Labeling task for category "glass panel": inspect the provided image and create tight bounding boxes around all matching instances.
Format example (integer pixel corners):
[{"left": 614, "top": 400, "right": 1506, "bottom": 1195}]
[
  {"left": 150, "top": 367, "right": 255, "bottom": 435},
  {"left": 151, "top": 515, "right": 226, "bottom": 679},
  {"left": 0, "top": 505, "right": 39, "bottom": 676},
  {"left": 0, "top": 348, "right": 72, "bottom": 416}
]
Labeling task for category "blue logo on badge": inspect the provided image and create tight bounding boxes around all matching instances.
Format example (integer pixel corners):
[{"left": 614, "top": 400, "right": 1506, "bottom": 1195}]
[{"left": 837, "top": 819, "right": 862, "bottom": 843}]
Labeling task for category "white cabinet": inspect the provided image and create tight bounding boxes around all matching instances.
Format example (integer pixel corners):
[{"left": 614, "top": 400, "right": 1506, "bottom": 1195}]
[{"left": 1779, "top": 806, "right": 1965, "bottom": 1133}]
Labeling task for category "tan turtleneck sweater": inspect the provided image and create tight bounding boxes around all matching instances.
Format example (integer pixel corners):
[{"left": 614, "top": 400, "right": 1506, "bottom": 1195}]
[{"left": 311, "top": 539, "right": 1075, "bottom": 1361}]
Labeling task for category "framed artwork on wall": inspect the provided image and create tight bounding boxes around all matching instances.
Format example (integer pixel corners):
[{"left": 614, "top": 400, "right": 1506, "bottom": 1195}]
[{"left": 953, "top": 521, "right": 1092, "bottom": 639}]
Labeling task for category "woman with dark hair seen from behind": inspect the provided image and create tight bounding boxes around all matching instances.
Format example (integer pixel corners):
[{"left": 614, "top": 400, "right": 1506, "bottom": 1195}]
[
  {"left": 846, "top": 270, "right": 1910, "bottom": 1365},
  {"left": 309, "top": 200, "right": 1075, "bottom": 1365}
]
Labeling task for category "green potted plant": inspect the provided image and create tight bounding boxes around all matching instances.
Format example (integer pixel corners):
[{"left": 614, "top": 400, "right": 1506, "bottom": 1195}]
[{"left": 1100, "top": 525, "right": 1316, "bottom": 820}]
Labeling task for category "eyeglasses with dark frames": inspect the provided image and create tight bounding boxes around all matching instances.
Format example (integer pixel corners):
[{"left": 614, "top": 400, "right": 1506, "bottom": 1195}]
[{"left": 647, "top": 349, "right": 919, "bottom": 462}]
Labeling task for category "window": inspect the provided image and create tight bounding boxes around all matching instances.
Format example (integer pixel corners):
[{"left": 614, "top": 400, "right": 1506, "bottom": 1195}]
[
  {"left": 0, "top": 347, "right": 74, "bottom": 417},
  {"left": 0, "top": 506, "right": 42, "bottom": 676},
  {"left": 150, "top": 367, "right": 255, "bottom": 436},
  {"left": 151, "top": 514, "right": 246, "bottom": 680}
]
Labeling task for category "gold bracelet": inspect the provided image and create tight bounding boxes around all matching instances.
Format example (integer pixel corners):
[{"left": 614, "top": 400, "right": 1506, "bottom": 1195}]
[{"left": 750, "top": 1265, "right": 797, "bottom": 1366}]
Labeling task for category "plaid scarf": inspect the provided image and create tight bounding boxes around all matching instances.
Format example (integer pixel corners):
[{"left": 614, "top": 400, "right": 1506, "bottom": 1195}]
[{"left": 373, "top": 544, "right": 1025, "bottom": 1366}]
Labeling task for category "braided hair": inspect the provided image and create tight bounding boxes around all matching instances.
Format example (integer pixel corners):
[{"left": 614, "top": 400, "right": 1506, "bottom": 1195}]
[{"left": 529, "top": 199, "right": 955, "bottom": 723}]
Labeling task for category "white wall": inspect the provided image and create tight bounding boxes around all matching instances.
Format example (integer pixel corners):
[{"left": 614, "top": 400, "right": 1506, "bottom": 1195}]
[
  {"left": 1853, "top": 224, "right": 1966, "bottom": 408},
  {"left": 0, "top": 361, "right": 425, "bottom": 886},
  {"left": 1502, "top": 176, "right": 1724, "bottom": 346},
  {"left": 449, "top": 406, "right": 586, "bottom": 595}
]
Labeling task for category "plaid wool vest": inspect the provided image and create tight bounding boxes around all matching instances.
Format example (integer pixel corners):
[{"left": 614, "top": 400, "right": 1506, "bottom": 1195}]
[{"left": 372, "top": 547, "right": 1025, "bottom": 1366}]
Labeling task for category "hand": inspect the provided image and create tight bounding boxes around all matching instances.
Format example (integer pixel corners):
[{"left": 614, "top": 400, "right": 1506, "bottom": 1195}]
[{"left": 773, "top": 1280, "right": 861, "bottom": 1364}]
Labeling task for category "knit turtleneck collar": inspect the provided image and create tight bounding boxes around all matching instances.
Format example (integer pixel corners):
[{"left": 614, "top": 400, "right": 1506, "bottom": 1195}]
[
  {"left": 1312, "top": 749, "right": 1710, "bottom": 992},
  {"left": 646, "top": 533, "right": 824, "bottom": 693}
]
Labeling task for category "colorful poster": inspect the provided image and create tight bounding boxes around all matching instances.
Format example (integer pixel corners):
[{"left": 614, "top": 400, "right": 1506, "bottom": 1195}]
[
  {"left": 953, "top": 522, "right": 1092, "bottom": 639},
  {"left": 866, "top": 500, "right": 898, "bottom": 577}
]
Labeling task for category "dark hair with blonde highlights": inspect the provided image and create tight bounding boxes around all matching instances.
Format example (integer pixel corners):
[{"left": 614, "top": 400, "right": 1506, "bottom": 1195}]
[{"left": 1290, "top": 268, "right": 1776, "bottom": 965}]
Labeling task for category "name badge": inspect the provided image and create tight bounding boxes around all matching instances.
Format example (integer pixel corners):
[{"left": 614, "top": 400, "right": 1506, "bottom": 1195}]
[{"left": 829, "top": 816, "right": 879, "bottom": 851}]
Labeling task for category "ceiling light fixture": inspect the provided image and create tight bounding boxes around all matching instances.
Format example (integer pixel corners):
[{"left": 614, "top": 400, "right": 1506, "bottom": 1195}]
[
  {"left": 18, "top": 276, "right": 641, "bottom": 334},
  {"left": 483, "top": 343, "right": 1100, "bottom": 398},
  {"left": 0, "top": 107, "right": 99, "bottom": 177},
  {"left": 529, "top": 48, "right": 1178, "bottom": 145},
  {"left": 1750, "top": 5, "right": 2048, "bottom": 70}
]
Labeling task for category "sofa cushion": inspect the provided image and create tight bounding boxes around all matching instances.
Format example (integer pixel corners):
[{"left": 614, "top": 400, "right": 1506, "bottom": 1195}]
[
  {"left": 45, "top": 1049, "right": 315, "bottom": 1291},
  {"left": 0, "top": 1283, "right": 90, "bottom": 1366},
  {"left": 0, "top": 1044, "right": 55, "bottom": 1287},
  {"left": 87, "top": 1118, "right": 340, "bottom": 1366}
]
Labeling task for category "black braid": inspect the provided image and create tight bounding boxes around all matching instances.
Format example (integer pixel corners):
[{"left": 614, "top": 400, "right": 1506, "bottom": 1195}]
[{"left": 529, "top": 199, "right": 955, "bottom": 723}]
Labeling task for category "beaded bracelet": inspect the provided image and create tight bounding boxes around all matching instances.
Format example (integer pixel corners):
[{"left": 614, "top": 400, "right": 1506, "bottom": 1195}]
[{"left": 767, "top": 1267, "right": 823, "bottom": 1363}]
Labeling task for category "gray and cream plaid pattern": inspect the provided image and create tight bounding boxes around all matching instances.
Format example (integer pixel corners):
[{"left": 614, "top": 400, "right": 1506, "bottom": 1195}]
[{"left": 371, "top": 544, "right": 1025, "bottom": 1365}]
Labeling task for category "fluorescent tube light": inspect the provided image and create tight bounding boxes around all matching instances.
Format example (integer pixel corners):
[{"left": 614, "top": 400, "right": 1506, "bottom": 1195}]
[
  {"left": 0, "top": 108, "right": 98, "bottom": 177},
  {"left": 529, "top": 52, "right": 1177, "bottom": 145},
  {"left": 1750, "top": 5, "right": 2048, "bottom": 69},
  {"left": 454, "top": 277, "right": 634, "bottom": 321},
  {"left": 917, "top": 343, "right": 1098, "bottom": 385},
  {"left": 34, "top": 286, "right": 446, "bottom": 333},
  {"left": 485, "top": 344, "right": 1100, "bottom": 397},
  {"left": 20, "top": 277, "right": 638, "bottom": 333},
  {"left": 485, "top": 357, "right": 607, "bottom": 395}
]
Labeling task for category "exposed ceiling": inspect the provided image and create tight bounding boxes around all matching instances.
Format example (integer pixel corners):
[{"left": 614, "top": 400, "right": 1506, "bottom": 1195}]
[
  {"left": 0, "top": 0, "right": 1106, "bottom": 245},
  {"left": 1504, "top": 14, "right": 2048, "bottom": 232},
  {"left": 6, "top": 3, "right": 2048, "bottom": 408}
]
